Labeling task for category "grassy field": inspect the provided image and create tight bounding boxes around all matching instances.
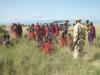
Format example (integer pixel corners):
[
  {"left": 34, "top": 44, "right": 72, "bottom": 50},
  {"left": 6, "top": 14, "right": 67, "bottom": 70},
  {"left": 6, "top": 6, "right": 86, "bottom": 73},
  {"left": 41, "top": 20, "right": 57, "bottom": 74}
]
[{"left": 0, "top": 25, "right": 100, "bottom": 75}]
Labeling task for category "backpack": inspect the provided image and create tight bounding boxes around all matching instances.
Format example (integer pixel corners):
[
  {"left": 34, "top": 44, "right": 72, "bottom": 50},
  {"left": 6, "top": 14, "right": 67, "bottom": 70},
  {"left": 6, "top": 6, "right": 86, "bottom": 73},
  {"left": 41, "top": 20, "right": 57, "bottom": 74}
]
[{"left": 77, "top": 26, "right": 85, "bottom": 40}]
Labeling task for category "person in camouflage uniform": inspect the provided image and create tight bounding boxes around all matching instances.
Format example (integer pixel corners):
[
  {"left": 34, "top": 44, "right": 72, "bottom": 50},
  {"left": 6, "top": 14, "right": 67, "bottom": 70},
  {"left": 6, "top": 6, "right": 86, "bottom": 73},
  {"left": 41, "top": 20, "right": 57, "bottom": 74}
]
[{"left": 73, "top": 19, "right": 86, "bottom": 59}]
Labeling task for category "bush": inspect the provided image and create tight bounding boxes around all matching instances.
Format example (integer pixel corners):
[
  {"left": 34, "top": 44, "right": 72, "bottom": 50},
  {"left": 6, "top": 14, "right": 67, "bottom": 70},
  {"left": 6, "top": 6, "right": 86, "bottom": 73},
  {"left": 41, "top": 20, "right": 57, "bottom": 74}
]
[{"left": 0, "top": 27, "right": 8, "bottom": 35}]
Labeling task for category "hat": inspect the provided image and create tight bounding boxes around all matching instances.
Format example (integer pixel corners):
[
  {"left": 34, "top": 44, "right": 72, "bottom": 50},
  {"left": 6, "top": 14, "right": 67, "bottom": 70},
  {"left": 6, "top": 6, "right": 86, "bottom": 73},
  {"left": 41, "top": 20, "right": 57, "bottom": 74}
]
[{"left": 76, "top": 17, "right": 81, "bottom": 21}]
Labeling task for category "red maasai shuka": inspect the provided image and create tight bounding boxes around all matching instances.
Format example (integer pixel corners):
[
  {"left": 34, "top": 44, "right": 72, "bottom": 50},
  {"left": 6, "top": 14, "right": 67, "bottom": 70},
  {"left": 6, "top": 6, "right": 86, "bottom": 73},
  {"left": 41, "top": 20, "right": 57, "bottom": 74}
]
[
  {"left": 54, "top": 26, "right": 60, "bottom": 36},
  {"left": 42, "top": 42, "right": 51, "bottom": 54},
  {"left": 59, "top": 38, "right": 65, "bottom": 47}
]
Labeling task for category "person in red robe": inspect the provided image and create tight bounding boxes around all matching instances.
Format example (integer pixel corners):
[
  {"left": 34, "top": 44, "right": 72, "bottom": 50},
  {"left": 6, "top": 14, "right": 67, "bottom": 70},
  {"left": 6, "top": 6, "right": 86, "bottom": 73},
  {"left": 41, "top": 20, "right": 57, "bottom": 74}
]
[
  {"left": 52, "top": 24, "right": 56, "bottom": 36},
  {"left": 10, "top": 23, "right": 18, "bottom": 39},
  {"left": 55, "top": 23, "right": 60, "bottom": 37},
  {"left": 41, "top": 38, "right": 53, "bottom": 54},
  {"left": 88, "top": 22, "right": 96, "bottom": 45},
  {"left": 28, "top": 32, "right": 34, "bottom": 40},
  {"left": 31, "top": 24, "right": 36, "bottom": 40},
  {"left": 67, "top": 33, "right": 74, "bottom": 50},
  {"left": 34, "top": 23, "right": 40, "bottom": 42},
  {"left": 26, "top": 24, "right": 35, "bottom": 40},
  {"left": 59, "top": 32, "right": 65, "bottom": 47},
  {"left": 45, "top": 25, "right": 49, "bottom": 38}
]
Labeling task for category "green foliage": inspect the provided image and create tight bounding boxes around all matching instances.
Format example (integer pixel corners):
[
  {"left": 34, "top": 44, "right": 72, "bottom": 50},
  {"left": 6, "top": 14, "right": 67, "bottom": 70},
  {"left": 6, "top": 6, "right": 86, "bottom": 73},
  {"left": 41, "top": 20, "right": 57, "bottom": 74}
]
[{"left": 0, "top": 27, "right": 8, "bottom": 36}]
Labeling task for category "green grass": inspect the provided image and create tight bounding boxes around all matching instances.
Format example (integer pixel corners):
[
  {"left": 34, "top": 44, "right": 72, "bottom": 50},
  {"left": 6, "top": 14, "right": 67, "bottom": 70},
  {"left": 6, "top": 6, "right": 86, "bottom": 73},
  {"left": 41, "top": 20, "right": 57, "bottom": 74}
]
[
  {"left": 0, "top": 25, "right": 100, "bottom": 75},
  {"left": 0, "top": 27, "right": 8, "bottom": 35}
]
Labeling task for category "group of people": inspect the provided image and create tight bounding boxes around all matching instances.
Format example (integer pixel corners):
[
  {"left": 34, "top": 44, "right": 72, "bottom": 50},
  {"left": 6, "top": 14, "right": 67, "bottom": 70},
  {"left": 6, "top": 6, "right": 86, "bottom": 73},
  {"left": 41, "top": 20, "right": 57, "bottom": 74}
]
[
  {"left": 86, "top": 20, "right": 96, "bottom": 45},
  {"left": 0, "top": 19, "right": 96, "bottom": 59},
  {"left": 26, "top": 21, "right": 70, "bottom": 54},
  {"left": 73, "top": 19, "right": 96, "bottom": 59},
  {"left": 27, "top": 19, "right": 96, "bottom": 59},
  {"left": 0, "top": 23, "right": 23, "bottom": 47},
  {"left": 25, "top": 19, "right": 96, "bottom": 59}
]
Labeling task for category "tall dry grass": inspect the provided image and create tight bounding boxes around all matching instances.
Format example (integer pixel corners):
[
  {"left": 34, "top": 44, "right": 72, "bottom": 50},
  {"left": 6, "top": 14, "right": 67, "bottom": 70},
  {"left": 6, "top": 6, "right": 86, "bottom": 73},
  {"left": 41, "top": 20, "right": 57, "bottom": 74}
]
[{"left": 0, "top": 25, "right": 100, "bottom": 75}]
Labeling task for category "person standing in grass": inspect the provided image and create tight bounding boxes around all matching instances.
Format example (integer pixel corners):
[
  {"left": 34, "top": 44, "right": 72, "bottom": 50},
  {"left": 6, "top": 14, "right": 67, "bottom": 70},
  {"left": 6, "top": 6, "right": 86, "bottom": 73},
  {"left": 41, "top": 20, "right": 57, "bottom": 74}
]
[
  {"left": 59, "top": 32, "right": 66, "bottom": 48},
  {"left": 54, "top": 23, "right": 60, "bottom": 37},
  {"left": 10, "top": 23, "right": 18, "bottom": 39},
  {"left": 48, "top": 24, "right": 53, "bottom": 40},
  {"left": 73, "top": 18, "right": 86, "bottom": 59},
  {"left": 45, "top": 24, "right": 49, "bottom": 38},
  {"left": 26, "top": 24, "right": 35, "bottom": 40},
  {"left": 62, "top": 21, "right": 69, "bottom": 36},
  {"left": 67, "top": 33, "right": 73, "bottom": 50},
  {"left": 87, "top": 22, "right": 96, "bottom": 45},
  {"left": 17, "top": 23, "right": 23, "bottom": 38},
  {"left": 34, "top": 23, "right": 41, "bottom": 43},
  {"left": 41, "top": 38, "right": 53, "bottom": 54}
]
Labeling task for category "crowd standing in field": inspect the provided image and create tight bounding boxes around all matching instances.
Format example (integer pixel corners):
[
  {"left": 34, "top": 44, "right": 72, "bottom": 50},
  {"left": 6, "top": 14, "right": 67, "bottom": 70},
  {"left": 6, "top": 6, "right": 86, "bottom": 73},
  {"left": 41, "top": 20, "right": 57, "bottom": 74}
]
[{"left": 0, "top": 19, "right": 96, "bottom": 60}]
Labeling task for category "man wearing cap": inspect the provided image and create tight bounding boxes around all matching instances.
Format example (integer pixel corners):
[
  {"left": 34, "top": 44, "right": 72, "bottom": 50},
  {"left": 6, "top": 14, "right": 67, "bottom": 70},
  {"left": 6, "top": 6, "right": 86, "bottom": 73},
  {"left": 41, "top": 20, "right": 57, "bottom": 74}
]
[{"left": 73, "top": 18, "right": 86, "bottom": 59}]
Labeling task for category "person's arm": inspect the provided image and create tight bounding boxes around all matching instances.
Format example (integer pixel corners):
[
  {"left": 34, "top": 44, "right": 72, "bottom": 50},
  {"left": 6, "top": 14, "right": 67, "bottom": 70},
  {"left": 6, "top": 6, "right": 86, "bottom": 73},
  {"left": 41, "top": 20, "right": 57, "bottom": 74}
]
[
  {"left": 94, "top": 27, "right": 96, "bottom": 38},
  {"left": 73, "top": 26, "right": 78, "bottom": 42}
]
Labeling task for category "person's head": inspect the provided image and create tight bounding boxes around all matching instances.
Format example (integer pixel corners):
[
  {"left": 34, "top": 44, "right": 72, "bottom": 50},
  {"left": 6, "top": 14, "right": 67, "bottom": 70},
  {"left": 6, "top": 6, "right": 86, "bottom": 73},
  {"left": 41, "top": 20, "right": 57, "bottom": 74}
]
[
  {"left": 76, "top": 18, "right": 81, "bottom": 24},
  {"left": 31, "top": 24, "right": 34, "bottom": 27},
  {"left": 56, "top": 23, "right": 58, "bottom": 26},
  {"left": 42, "top": 25, "right": 45, "bottom": 28},
  {"left": 46, "top": 24, "right": 48, "bottom": 27},
  {"left": 82, "top": 23, "right": 85, "bottom": 25},
  {"left": 73, "top": 23, "right": 76, "bottom": 26},
  {"left": 50, "top": 23, "right": 53, "bottom": 26},
  {"left": 86, "top": 20, "right": 89, "bottom": 24},
  {"left": 64, "top": 22, "right": 68, "bottom": 26},
  {"left": 17, "top": 23, "right": 22, "bottom": 29},
  {"left": 89, "top": 22, "right": 93, "bottom": 27},
  {"left": 65, "top": 20, "right": 69, "bottom": 23},
  {"left": 12, "top": 23, "right": 17, "bottom": 28},
  {"left": 18, "top": 23, "right": 21, "bottom": 25},
  {"left": 36, "top": 23, "right": 39, "bottom": 25}
]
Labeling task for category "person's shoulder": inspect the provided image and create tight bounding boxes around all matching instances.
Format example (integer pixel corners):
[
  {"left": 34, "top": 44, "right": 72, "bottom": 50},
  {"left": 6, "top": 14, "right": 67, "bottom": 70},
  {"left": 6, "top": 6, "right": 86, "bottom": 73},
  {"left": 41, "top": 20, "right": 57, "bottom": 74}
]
[
  {"left": 75, "top": 23, "right": 82, "bottom": 26},
  {"left": 74, "top": 24, "right": 78, "bottom": 27},
  {"left": 74, "top": 23, "right": 80, "bottom": 28}
]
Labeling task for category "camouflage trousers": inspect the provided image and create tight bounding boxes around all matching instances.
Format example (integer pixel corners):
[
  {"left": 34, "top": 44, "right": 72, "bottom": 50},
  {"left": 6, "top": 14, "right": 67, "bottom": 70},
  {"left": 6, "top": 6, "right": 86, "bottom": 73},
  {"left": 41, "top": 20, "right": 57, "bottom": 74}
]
[{"left": 73, "top": 38, "right": 85, "bottom": 59}]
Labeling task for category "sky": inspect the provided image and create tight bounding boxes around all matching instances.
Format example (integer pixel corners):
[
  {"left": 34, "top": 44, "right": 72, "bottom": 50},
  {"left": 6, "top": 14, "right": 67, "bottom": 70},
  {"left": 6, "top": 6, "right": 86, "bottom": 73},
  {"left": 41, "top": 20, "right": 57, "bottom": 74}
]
[{"left": 0, "top": 0, "right": 100, "bottom": 24}]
